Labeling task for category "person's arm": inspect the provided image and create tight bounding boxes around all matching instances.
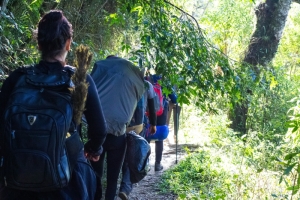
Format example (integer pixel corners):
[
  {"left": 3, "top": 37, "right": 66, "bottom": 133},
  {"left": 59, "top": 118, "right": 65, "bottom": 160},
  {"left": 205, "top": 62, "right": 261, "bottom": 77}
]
[
  {"left": 83, "top": 74, "right": 107, "bottom": 161},
  {"left": 147, "top": 98, "right": 157, "bottom": 134},
  {"left": 147, "top": 98, "right": 156, "bottom": 126},
  {"left": 0, "top": 69, "right": 23, "bottom": 119},
  {"left": 0, "top": 69, "right": 22, "bottom": 162},
  {"left": 145, "top": 81, "right": 157, "bottom": 134}
]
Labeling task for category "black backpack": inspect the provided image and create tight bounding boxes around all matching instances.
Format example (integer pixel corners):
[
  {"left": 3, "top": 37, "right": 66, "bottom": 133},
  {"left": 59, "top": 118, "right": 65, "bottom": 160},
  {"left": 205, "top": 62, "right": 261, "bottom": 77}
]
[
  {"left": 1, "top": 65, "right": 77, "bottom": 191},
  {"left": 126, "top": 131, "right": 151, "bottom": 183}
]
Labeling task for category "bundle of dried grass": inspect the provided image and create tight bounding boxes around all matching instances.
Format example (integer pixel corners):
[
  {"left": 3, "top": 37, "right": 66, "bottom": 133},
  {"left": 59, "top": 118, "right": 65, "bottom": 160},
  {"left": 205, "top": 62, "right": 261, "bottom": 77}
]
[{"left": 72, "top": 44, "right": 92, "bottom": 125}]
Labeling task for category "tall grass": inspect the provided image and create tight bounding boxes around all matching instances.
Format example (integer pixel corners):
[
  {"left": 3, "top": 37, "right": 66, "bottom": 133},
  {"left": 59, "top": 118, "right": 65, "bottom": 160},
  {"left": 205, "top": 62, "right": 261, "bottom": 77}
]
[{"left": 160, "top": 104, "right": 296, "bottom": 199}]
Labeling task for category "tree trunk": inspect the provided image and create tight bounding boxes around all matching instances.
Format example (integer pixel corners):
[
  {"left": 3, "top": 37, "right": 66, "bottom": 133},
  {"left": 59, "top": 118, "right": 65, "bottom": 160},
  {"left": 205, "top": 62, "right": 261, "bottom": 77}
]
[{"left": 230, "top": 0, "right": 292, "bottom": 133}]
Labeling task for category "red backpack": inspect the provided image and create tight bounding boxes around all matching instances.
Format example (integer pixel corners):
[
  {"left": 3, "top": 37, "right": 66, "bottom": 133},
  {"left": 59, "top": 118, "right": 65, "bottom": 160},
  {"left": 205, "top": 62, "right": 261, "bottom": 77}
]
[
  {"left": 152, "top": 83, "right": 164, "bottom": 116},
  {"left": 146, "top": 82, "right": 164, "bottom": 116}
]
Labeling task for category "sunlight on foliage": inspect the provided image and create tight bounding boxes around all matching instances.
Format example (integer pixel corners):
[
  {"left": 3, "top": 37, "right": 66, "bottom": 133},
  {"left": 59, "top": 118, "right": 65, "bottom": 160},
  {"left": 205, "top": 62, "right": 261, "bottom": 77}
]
[
  {"left": 116, "top": 0, "right": 236, "bottom": 112},
  {"left": 161, "top": 108, "right": 294, "bottom": 199},
  {"left": 2, "top": 0, "right": 300, "bottom": 198},
  {"left": 279, "top": 94, "right": 300, "bottom": 196}
]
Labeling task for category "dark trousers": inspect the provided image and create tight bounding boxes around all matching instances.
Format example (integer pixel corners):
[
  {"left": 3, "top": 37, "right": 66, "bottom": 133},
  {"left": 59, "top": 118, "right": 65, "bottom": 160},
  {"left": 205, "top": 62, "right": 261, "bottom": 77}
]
[
  {"left": 91, "top": 134, "right": 126, "bottom": 200},
  {"left": 140, "top": 126, "right": 164, "bottom": 163},
  {"left": 154, "top": 140, "right": 163, "bottom": 163},
  {"left": 120, "top": 160, "right": 132, "bottom": 194}
]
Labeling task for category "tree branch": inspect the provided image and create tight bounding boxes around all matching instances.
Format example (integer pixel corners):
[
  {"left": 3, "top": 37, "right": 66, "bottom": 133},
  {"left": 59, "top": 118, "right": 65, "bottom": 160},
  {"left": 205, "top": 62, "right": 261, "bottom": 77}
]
[
  {"left": 74, "top": 0, "right": 108, "bottom": 40},
  {"left": 164, "top": 0, "right": 204, "bottom": 36},
  {"left": 163, "top": 0, "right": 237, "bottom": 63}
]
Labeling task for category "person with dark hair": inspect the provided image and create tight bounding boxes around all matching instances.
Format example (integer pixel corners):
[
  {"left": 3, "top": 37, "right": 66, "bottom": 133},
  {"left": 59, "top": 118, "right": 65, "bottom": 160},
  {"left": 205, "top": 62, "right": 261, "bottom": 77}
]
[
  {"left": 0, "top": 10, "right": 107, "bottom": 200},
  {"left": 90, "top": 56, "right": 145, "bottom": 200}
]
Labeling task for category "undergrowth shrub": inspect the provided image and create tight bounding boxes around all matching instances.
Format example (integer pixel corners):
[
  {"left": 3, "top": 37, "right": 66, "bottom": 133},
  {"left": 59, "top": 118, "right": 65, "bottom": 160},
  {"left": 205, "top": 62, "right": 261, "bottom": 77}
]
[
  {"left": 160, "top": 108, "right": 293, "bottom": 199},
  {"left": 160, "top": 149, "right": 230, "bottom": 199},
  {"left": 278, "top": 95, "right": 300, "bottom": 197}
]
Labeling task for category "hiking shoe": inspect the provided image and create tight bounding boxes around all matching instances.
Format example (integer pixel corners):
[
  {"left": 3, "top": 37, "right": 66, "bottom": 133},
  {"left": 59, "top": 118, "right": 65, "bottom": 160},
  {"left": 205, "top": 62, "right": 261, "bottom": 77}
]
[
  {"left": 155, "top": 162, "right": 163, "bottom": 171},
  {"left": 118, "top": 191, "right": 129, "bottom": 200}
]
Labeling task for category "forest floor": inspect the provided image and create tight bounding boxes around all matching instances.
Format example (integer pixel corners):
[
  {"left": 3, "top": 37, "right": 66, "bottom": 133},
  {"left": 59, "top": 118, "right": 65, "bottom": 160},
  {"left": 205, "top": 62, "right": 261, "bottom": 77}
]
[{"left": 116, "top": 129, "right": 201, "bottom": 200}]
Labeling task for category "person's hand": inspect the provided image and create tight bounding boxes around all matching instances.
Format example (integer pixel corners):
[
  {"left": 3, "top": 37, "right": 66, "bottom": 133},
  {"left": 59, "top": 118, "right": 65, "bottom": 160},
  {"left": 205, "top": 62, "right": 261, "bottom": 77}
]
[
  {"left": 83, "top": 140, "right": 102, "bottom": 162},
  {"left": 149, "top": 125, "right": 157, "bottom": 135},
  {"left": 84, "top": 151, "right": 100, "bottom": 162}
]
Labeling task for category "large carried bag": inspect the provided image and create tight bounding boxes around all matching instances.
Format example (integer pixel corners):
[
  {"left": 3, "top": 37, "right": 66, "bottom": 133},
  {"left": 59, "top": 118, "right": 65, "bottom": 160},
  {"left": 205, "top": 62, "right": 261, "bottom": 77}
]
[
  {"left": 146, "top": 97, "right": 170, "bottom": 141},
  {"left": 126, "top": 131, "right": 151, "bottom": 183},
  {"left": 145, "top": 125, "right": 169, "bottom": 141},
  {"left": 1, "top": 65, "right": 76, "bottom": 191}
]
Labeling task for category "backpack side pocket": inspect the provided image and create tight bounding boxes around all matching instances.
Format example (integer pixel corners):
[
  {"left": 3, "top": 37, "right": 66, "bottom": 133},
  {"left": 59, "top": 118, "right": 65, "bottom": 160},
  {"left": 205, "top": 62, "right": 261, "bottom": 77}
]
[{"left": 65, "top": 131, "right": 83, "bottom": 174}]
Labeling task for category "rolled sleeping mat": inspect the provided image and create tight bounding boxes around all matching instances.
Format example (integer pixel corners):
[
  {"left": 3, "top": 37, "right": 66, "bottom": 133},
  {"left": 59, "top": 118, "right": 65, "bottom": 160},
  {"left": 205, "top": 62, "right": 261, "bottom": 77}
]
[{"left": 146, "top": 125, "right": 169, "bottom": 141}]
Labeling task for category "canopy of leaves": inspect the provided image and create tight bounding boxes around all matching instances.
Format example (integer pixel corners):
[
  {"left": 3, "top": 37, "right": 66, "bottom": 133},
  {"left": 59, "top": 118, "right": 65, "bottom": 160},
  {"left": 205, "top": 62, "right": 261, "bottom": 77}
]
[
  {"left": 114, "top": 0, "right": 236, "bottom": 110},
  {"left": 1, "top": 0, "right": 238, "bottom": 112}
]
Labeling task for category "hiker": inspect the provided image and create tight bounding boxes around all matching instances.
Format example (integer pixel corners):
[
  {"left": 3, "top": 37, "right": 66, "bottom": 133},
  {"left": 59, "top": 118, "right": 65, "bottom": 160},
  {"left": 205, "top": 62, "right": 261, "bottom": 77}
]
[
  {"left": 90, "top": 55, "right": 145, "bottom": 200},
  {"left": 0, "top": 10, "right": 107, "bottom": 200},
  {"left": 145, "top": 74, "right": 178, "bottom": 171},
  {"left": 166, "top": 88, "right": 180, "bottom": 125},
  {"left": 149, "top": 74, "right": 180, "bottom": 127},
  {"left": 150, "top": 96, "right": 170, "bottom": 171},
  {"left": 118, "top": 80, "right": 157, "bottom": 200}
]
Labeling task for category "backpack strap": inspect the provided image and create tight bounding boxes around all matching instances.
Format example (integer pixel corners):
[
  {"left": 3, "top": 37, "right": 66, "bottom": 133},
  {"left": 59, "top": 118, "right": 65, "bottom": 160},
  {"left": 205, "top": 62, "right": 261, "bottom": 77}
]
[
  {"left": 23, "top": 65, "right": 74, "bottom": 87},
  {"left": 18, "top": 64, "right": 38, "bottom": 74},
  {"left": 63, "top": 65, "right": 76, "bottom": 77},
  {"left": 19, "top": 64, "right": 75, "bottom": 76}
]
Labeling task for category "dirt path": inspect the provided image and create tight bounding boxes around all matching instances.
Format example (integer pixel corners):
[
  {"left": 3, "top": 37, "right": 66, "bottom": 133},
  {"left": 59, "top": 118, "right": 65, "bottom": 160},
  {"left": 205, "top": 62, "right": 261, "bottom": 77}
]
[{"left": 116, "top": 130, "right": 197, "bottom": 200}]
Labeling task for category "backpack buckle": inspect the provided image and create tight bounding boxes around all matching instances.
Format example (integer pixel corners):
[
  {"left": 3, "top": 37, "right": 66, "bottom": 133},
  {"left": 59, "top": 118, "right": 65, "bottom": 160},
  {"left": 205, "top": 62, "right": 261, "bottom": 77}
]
[{"left": 27, "top": 69, "right": 35, "bottom": 75}]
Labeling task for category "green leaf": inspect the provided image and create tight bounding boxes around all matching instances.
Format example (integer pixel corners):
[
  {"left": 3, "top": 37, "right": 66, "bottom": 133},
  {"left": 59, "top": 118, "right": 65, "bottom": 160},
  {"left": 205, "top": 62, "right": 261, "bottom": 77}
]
[
  {"left": 275, "top": 157, "right": 287, "bottom": 165},
  {"left": 257, "top": 168, "right": 263, "bottom": 173},
  {"left": 146, "top": 35, "right": 150, "bottom": 43},
  {"left": 284, "top": 152, "right": 299, "bottom": 160},
  {"left": 297, "top": 171, "right": 300, "bottom": 185},
  {"left": 139, "top": 58, "right": 143, "bottom": 68},
  {"left": 279, "top": 175, "right": 283, "bottom": 184},
  {"left": 284, "top": 163, "right": 297, "bottom": 175},
  {"left": 109, "top": 13, "right": 117, "bottom": 19},
  {"left": 131, "top": 6, "right": 143, "bottom": 16},
  {"left": 287, "top": 186, "right": 296, "bottom": 190},
  {"left": 292, "top": 126, "right": 299, "bottom": 132},
  {"left": 292, "top": 188, "right": 299, "bottom": 195}
]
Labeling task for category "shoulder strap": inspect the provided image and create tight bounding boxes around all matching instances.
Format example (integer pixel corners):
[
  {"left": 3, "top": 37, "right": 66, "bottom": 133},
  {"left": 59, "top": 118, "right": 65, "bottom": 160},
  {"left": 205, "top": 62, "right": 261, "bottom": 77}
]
[
  {"left": 18, "top": 64, "right": 38, "bottom": 75},
  {"left": 63, "top": 65, "right": 76, "bottom": 77},
  {"left": 24, "top": 65, "right": 74, "bottom": 87},
  {"left": 19, "top": 64, "right": 75, "bottom": 76}
]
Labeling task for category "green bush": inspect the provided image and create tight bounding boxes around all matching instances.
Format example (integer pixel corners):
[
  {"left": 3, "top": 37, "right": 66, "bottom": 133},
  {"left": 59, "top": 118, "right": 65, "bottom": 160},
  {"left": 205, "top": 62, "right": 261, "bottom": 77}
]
[{"left": 160, "top": 149, "right": 230, "bottom": 199}]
